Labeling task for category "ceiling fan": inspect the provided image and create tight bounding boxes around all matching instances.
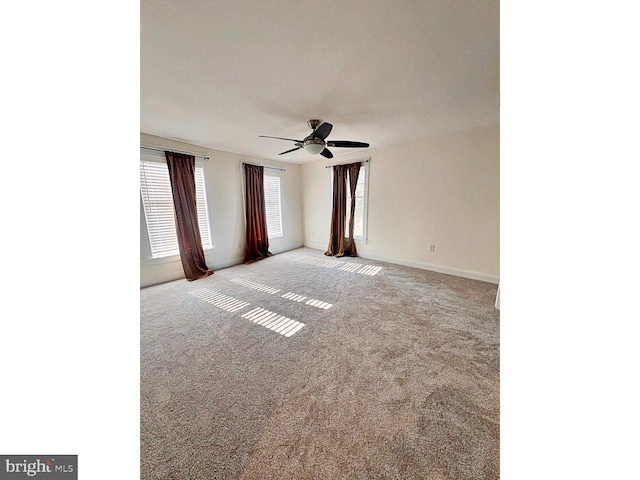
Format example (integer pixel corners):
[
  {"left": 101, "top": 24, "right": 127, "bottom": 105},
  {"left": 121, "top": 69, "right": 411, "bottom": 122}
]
[{"left": 259, "top": 119, "right": 369, "bottom": 159}]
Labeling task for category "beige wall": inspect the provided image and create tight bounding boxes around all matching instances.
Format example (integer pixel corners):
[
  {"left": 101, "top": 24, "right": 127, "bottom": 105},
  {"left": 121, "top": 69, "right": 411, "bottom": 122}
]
[
  {"left": 140, "top": 133, "right": 303, "bottom": 287},
  {"left": 141, "top": 124, "right": 499, "bottom": 287},
  {"left": 301, "top": 124, "right": 500, "bottom": 282}
]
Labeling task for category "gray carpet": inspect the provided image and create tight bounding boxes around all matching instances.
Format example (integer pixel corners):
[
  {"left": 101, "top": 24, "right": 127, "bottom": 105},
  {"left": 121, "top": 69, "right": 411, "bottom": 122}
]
[{"left": 140, "top": 247, "right": 500, "bottom": 479}]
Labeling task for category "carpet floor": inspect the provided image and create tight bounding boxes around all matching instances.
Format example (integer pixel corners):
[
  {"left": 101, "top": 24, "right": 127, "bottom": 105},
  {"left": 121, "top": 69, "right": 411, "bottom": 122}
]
[{"left": 140, "top": 247, "right": 500, "bottom": 479}]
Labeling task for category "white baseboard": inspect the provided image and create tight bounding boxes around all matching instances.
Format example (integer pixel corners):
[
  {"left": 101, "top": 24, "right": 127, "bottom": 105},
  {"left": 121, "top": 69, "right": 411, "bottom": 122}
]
[
  {"left": 303, "top": 241, "right": 327, "bottom": 251},
  {"left": 302, "top": 242, "right": 499, "bottom": 284},
  {"left": 212, "top": 243, "right": 304, "bottom": 271},
  {"left": 362, "top": 252, "right": 499, "bottom": 284},
  {"left": 271, "top": 243, "right": 305, "bottom": 255},
  {"left": 211, "top": 256, "right": 244, "bottom": 270}
]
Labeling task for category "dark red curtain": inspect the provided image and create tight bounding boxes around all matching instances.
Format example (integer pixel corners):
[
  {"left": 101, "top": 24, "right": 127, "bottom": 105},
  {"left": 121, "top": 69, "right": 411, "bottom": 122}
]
[
  {"left": 344, "top": 162, "right": 361, "bottom": 257},
  {"left": 243, "top": 163, "right": 272, "bottom": 263},
  {"left": 165, "top": 151, "right": 213, "bottom": 281},
  {"left": 325, "top": 162, "right": 361, "bottom": 257}
]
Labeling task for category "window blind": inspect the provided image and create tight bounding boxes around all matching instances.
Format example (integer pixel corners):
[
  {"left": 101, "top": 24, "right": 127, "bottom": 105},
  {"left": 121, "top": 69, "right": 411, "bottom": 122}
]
[
  {"left": 140, "top": 157, "right": 213, "bottom": 258},
  {"left": 263, "top": 174, "right": 283, "bottom": 237},
  {"left": 194, "top": 166, "right": 213, "bottom": 249},
  {"left": 140, "top": 159, "right": 179, "bottom": 258}
]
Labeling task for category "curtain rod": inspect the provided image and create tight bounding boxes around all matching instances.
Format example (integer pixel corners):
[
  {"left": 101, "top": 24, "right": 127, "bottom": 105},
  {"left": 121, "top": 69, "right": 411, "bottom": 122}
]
[
  {"left": 325, "top": 158, "right": 370, "bottom": 168},
  {"left": 242, "top": 162, "right": 286, "bottom": 172},
  {"left": 140, "top": 145, "right": 210, "bottom": 161}
]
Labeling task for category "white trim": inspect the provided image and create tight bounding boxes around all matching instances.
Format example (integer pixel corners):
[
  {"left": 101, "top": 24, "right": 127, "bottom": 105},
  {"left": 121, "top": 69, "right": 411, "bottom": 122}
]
[
  {"left": 360, "top": 252, "right": 499, "bottom": 284},
  {"left": 141, "top": 253, "right": 181, "bottom": 265},
  {"left": 301, "top": 243, "right": 499, "bottom": 284},
  {"left": 209, "top": 243, "right": 304, "bottom": 271},
  {"left": 304, "top": 241, "right": 327, "bottom": 251},
  {"left": 209, "top": 256, "right": 245, "bottom": 271},
  {"left": 271, "top": 242, "right": 304, "bottom": 254}
]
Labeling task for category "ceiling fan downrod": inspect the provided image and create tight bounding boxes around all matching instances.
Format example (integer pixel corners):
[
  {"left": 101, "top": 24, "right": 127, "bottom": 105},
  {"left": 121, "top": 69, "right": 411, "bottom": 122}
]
[{"left": 307, "top": 119, "right": 322, "bottom": 131}]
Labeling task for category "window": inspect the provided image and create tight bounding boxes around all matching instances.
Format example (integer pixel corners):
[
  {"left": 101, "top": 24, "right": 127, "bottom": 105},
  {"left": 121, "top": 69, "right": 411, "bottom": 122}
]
[
  {"left": 140, "top": 154, "right": 213, "bottom": 259},
  {"left": 263, "top": 173, "right": 283, "bottom": 238},
  {"left": 346, "top": 165, "right": 367, "bottom": 239}
]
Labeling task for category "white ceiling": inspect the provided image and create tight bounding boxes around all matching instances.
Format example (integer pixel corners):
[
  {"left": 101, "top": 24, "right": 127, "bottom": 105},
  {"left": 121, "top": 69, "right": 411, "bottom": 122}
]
[{"left": 141, "top": 0, "right": 499, "bottom": 164}]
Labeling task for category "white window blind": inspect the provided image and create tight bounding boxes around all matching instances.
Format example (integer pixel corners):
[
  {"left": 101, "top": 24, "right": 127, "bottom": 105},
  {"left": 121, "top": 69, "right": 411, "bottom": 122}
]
[
  {"left": 263, "top": 174, "right": 283, "bottom": 238},
  {"left": 194, "top": 167, "right": 213, "bottom": 249},
  {"left": 140, "top": 157, "right": 213, "bottom": 259},
  {"left": 140, "top": 159, "right": 179, "bottom": 258}
]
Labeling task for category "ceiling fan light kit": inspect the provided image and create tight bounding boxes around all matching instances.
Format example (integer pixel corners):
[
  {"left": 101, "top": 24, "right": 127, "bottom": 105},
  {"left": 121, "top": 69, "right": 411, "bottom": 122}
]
[
  {"left": 259, "top": 119, "right": 369, "bottom": 159},
  {"left": 303, "top": 138, "right": 325, "bottom": 155}
]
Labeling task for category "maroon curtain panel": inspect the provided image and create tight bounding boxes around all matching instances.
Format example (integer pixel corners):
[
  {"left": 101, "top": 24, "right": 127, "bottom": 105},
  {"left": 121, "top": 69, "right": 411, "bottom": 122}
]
[
  {"left": 165, "top": 151, "right": 213, "bottom": 281},
  {"left": 243, "top": 163, "right": 272, "bottom": 264},
  {"left": 326, "top": 162, "right": 361, "bottom": 257},
  {"left": 325, "top": 164, "right": 348, "bottom": 256},
  {"left": 344, "top": 162, "right": 362, "bottom": 257}
]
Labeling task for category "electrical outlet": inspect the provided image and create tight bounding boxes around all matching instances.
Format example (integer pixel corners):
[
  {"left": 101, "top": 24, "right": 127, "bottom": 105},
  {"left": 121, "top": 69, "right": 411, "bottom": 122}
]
[{"left": 429, "top": 244, "right": 436, "bottom": 252}]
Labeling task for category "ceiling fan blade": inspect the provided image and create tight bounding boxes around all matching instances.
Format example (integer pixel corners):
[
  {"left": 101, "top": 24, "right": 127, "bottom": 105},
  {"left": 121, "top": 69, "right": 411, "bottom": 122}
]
[
  {"left": 320, "top": 148, "right": 333, "bottom": 159},
  {"left": 326, "top": 140, "right": 370, "bottom": 148},
  {"left": 279, "top": 146, "right": 303, "bottom": 155},
  {"left": 313, "top": 122, "right": 333, "bottom": 140},
  {"left": 259, "top": 135, "right": 303, "bottom": 142}
]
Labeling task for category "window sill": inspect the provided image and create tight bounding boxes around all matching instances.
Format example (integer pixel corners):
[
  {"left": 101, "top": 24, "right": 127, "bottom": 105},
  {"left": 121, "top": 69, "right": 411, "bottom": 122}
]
[
  {"left": 142, "top": 245, "right": 218, "bottom": 265},
  {"left": 141, "top": 254, "right": 181, "bottom": 265}
]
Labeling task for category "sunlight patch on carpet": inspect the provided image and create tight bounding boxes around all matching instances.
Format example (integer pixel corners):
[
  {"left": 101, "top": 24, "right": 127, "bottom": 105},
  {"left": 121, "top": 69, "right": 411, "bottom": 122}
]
[
  {"left": 282, "top": 292, "right": 332, "bottom": 309},
  {"left": 339, "top": 262, "right": 361, "bottom": 272},
  {"left": 305, "top": 299, "right": 333, "bottom": 309},
  {"left": 281, "top": 292, "right": 307, "bottom": 302},
  {"left": 358, "top": 265, "right": 382, "bottom": 276},
  {"left": 231, "top": 278, "right": 281, "bottom": 294},
  {"left": 292, "top": 255, "right": 344, "bottom": 269},
  {"left": 189, "top": 288, "right": 250, "bottom": 313},
  {"left": 340, "top": 262, "right": 382, "bottom": 276},
  {"left": 241, "top": 307, "right": 305, "bottom": 337},
  {"left": 294, "top": 256, "right": 381, "bottom": 276}
]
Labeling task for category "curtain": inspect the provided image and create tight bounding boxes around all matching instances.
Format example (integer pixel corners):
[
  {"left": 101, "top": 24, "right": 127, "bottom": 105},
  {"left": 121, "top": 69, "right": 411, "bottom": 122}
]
[
  {"left": 243, "top": 163, "right": 272, "bottom": 263},
  {"left": 165, "top": 151, "right": 214, "bottom": 281},
  {"left": 344, "top": 162, "right": 361, "bottom": 257},
  {"left": 325, "top": 162, "right": 361, "bottom": 257}
]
